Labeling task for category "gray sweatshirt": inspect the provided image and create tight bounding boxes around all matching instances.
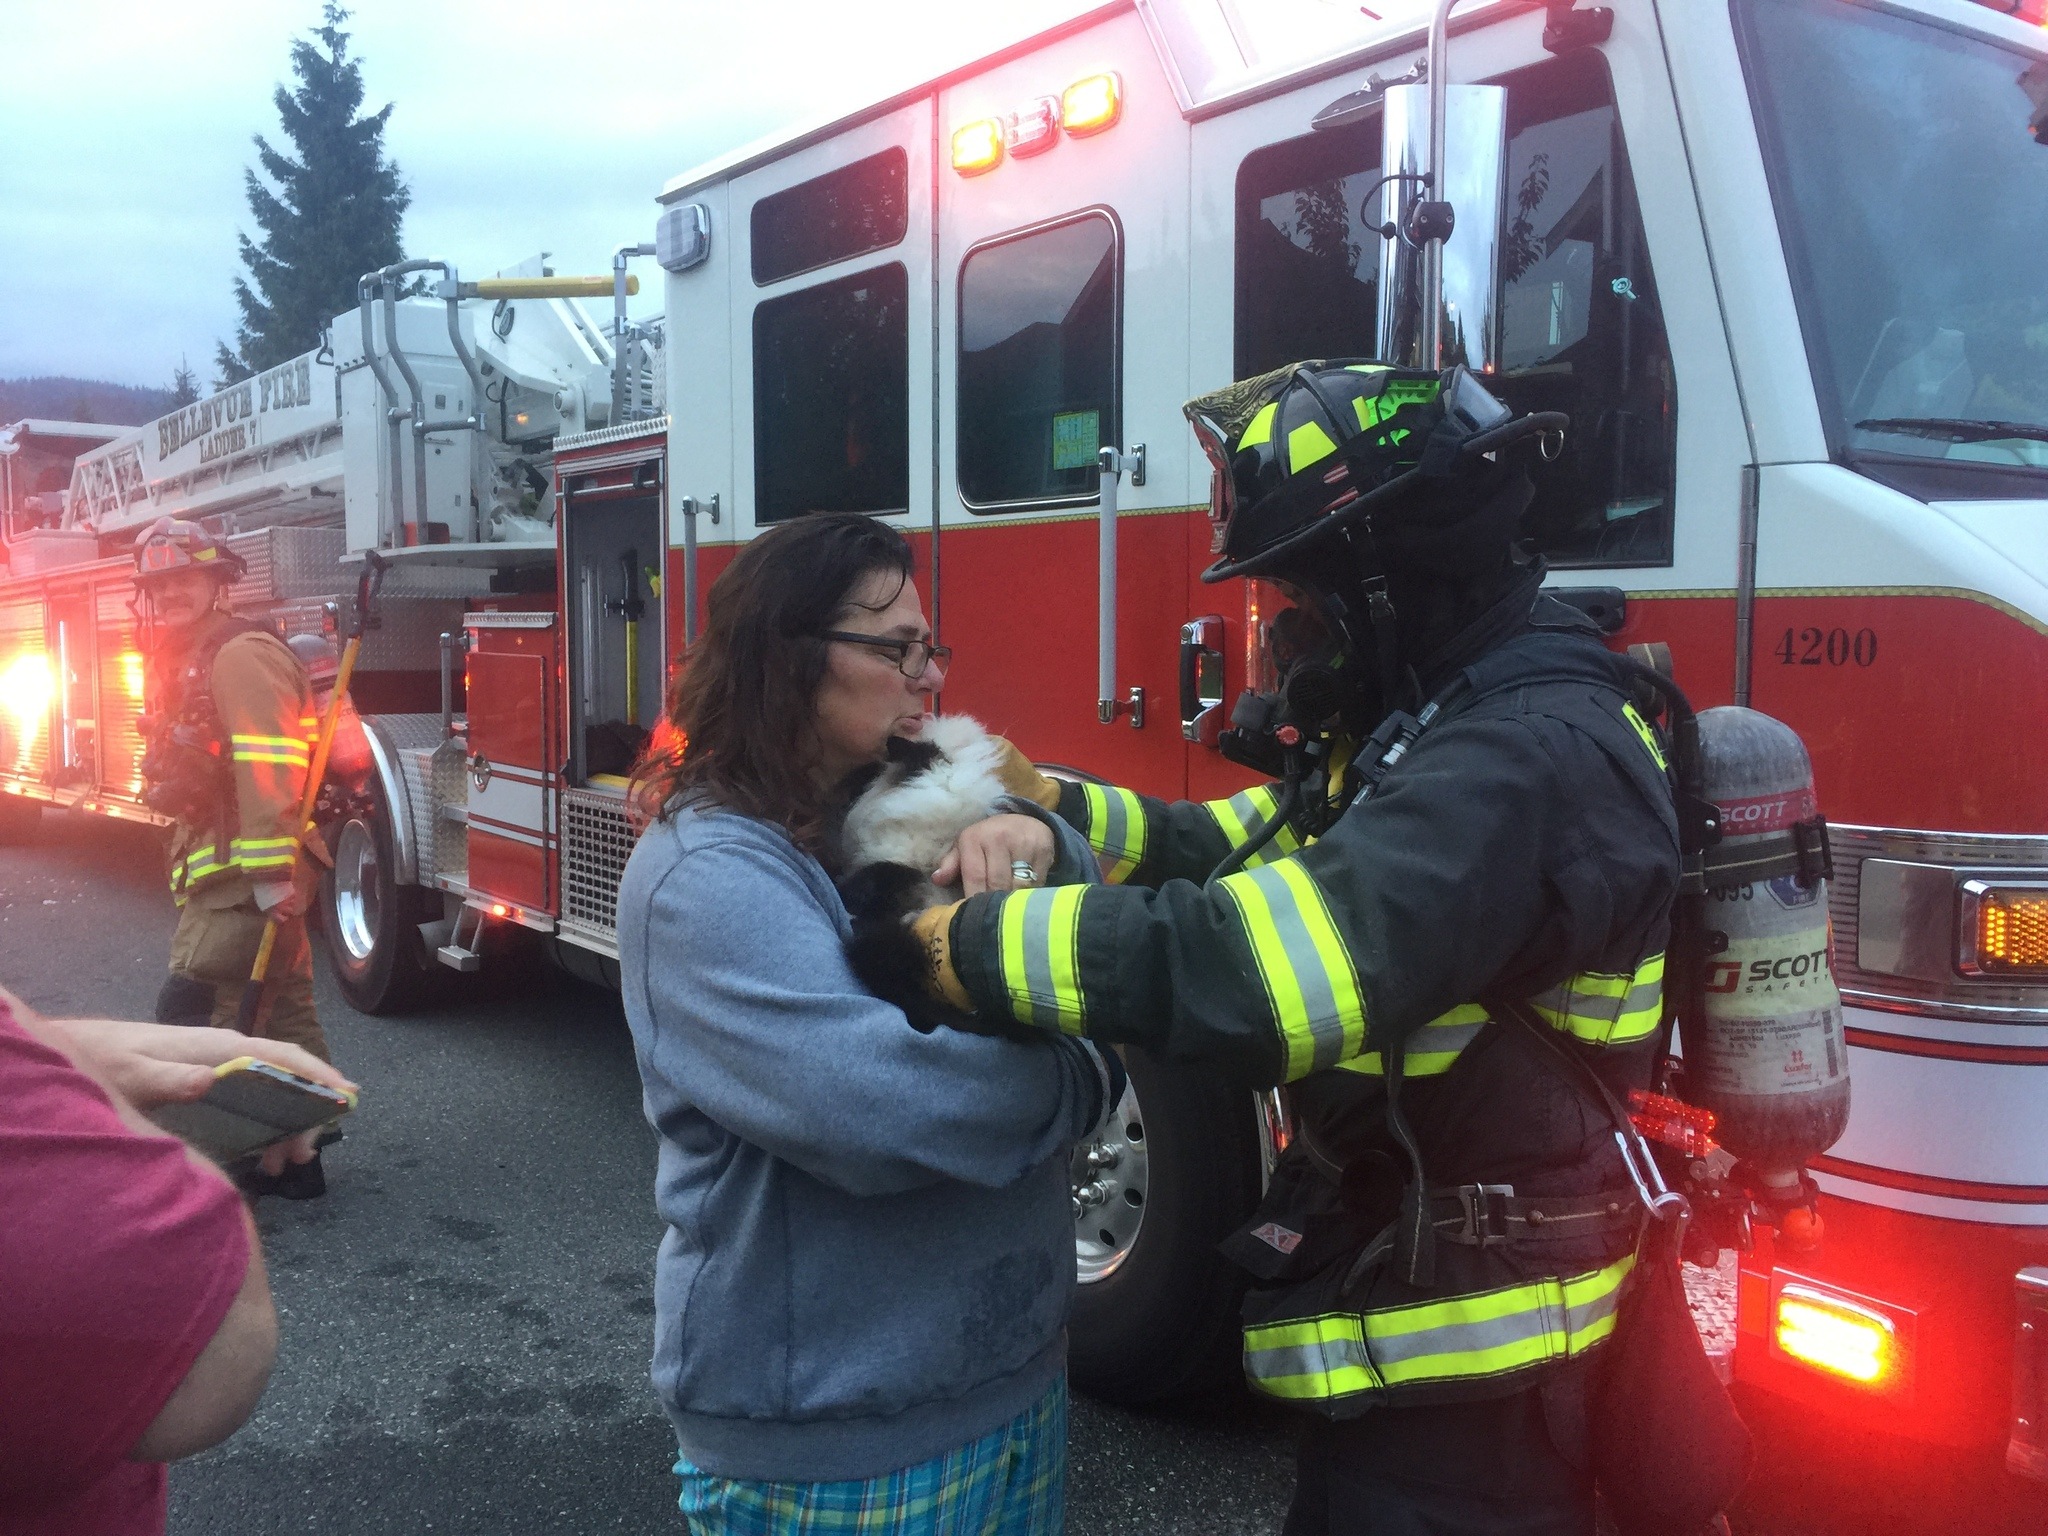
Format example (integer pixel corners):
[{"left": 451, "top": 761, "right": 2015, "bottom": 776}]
[{"left": 619, "top": 800, "right": 1106, "bottom": 1482}]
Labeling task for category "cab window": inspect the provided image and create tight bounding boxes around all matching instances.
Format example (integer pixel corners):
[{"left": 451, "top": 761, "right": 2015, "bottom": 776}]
[
  {"left": 752, "top": 262, "right": 909, "bottom": 523},
  {"left": 1234, "top": 120, "right": 1381, "bottom": 381},
  {"left": 1230, "top": 53, "right": 1676, "bottom": 568},
  {"left": 751, "top": 149, "right": 909, "bottom": 286},
  {"left": 957, "top": 212, "right": 1120, "bottom": 510},
  {"left": 1497, "top": 52, "right": 1675, "bottom": 567}
]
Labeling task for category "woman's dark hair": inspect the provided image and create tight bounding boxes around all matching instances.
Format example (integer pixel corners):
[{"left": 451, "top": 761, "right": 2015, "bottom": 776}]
[{"left": 632, "top": 514, "right": 916, "bottom": 853}]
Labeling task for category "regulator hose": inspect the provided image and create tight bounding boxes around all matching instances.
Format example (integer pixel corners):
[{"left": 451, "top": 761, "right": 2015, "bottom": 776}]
[{"left": 1206, "top": 752, "right": 1304, "bottom": 888}]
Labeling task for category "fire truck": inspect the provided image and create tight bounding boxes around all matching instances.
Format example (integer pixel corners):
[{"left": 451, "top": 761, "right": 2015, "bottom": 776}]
[{"left": 4, "top": 0, "right": 2048, "bottom": 1476}]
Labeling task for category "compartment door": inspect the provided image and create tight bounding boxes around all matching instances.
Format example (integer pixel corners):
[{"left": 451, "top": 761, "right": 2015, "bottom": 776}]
[{"left": 464, "top": 614, "right": 559, "bottom": 917}]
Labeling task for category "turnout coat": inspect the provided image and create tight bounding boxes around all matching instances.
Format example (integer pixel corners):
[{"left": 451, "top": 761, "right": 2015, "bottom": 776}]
[{"left": 945, "top": 592, "right": 1683, "bottom": 1411}]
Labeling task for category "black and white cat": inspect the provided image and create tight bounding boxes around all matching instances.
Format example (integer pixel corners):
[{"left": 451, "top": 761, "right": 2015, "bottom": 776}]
[{"left": 837, "top": 713, "right": 1012, "bottom": 1032}]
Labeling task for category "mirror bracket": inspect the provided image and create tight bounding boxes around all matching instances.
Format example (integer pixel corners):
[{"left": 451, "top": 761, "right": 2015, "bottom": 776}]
[{"left": 1542, "top": 3, "right": 1614, "bottom": 54}]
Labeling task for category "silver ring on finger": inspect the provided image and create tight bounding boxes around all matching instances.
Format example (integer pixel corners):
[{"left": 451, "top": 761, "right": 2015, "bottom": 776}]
[{"left": 1011, "top": 860, "right": 1039, "bottom": 885}]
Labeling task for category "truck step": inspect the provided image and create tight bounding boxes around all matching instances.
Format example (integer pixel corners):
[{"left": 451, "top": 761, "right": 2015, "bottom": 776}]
[{"left": 427, "top": 903, "right": 485, "bottom": 972}]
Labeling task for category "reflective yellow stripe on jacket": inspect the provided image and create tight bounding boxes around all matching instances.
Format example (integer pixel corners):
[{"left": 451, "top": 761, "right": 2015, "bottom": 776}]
[
  {"left": 229, "top": 732, "right": 311, "bottom": 767},
  {"left": 1530, "top": 953, "right": 1665, "bottom": 1045},
  {"left": 171, "top": 842, "right": 232, "bottom": 904},
  {"left": 996, "top": 885, "right": 1090, "bottom": 1035},
  {"left": 230, "top": 834, "right": 301, "bottom": 873},
  {"left": 1204, "top": 785, "right": 1301, "bottom": 871},
  {"left": 1216, "top": 859, "right": 1365, "bottom": 1081},
  {"left": 1621, "top": 702, "right": 1667, "bottom": 771},
  {"left": 1244, "top": 1252, "right": 1635, "bottom": 1404},
  {"left": 1334, "top": 1003, "right": 1489, "bottom": 1079},
  {"left": 1079, "top": 783, "right": 1147, "bottom": 884},
  {"left": 1328, "top": 953, "right": 1665, "bottom": 1078}
]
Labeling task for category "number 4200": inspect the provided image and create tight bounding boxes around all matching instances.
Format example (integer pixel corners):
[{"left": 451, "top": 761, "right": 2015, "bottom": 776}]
[{"left": 1775, "top": 626, "right": 1878, "bottom": 667}]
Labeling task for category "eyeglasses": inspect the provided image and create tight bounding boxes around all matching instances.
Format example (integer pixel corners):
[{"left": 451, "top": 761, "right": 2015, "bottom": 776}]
[{"left": 819, "top": 630, "right": 953, "bottom": 679}]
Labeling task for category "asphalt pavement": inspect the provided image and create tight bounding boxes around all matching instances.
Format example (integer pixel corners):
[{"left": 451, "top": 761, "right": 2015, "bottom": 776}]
[{"left": 4, "top": 805, "right": 2044, "bottom": 1536}]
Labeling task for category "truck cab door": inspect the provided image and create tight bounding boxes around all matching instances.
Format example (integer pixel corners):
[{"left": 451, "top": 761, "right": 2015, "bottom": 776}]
[
  {"left": 1188, "top": 6, "right": 1741, "bottom": 800},
  {"left": 723, "top": 99, "right": 935, "bottom": 601}
]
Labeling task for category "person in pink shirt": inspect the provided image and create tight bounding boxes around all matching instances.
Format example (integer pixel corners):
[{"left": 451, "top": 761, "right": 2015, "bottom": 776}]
[{"left": 0, "top": 986, "right": 355, "bottom": 1535}]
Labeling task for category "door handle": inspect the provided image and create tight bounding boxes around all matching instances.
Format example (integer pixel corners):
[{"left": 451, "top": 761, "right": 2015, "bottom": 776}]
[
  {"left": 1096, "top": 445, "right": 1147, "bottom": 726},
  {"left": 1180, "top": 616, "right": 1225, "bottom": 744}
]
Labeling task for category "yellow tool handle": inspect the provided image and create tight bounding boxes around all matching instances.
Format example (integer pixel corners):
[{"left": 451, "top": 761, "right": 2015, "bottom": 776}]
[
  {"left": 242, "top": 633, "right": 363, "bottom": 1003},
  {"left": 624, "top": 619, "right": 639, "bottom": 729},
  {"left": 463, "top": 275, "right": 637, "bottom": 300}
]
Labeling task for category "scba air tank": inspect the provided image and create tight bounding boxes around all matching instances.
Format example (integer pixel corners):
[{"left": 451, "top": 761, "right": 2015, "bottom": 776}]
[{"left": 1687, "top": 707, "right": 1850, "bottom": 1187}]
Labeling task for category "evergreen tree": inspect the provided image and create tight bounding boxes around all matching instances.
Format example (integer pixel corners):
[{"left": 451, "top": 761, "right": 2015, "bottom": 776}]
[
  {"left": 168, "top": 357, "right": 200, "bottom": 408},
  {"left": 215, "top": 5, "right": 408, "bottom": 384}
]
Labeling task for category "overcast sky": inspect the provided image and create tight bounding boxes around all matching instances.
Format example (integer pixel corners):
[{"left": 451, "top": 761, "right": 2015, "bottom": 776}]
[{"left": 0, "top": 0, "right": 1097, "bottom": 391}]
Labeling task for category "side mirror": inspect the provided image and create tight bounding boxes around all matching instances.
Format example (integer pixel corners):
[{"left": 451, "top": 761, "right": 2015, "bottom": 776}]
[{"left": 1375, "top": 82, "right": 1508, "bottom": 374}]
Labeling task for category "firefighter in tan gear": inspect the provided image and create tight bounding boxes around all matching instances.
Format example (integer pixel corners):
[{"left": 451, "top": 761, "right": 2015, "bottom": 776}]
[{"left": 135, "top": 518, "right": 335, "bottom": 1197}]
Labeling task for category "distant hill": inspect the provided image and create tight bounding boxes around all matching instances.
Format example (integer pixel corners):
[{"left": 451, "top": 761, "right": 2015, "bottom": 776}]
[{"left": 0, "top": 377, "right": 176, "bottom": 428}]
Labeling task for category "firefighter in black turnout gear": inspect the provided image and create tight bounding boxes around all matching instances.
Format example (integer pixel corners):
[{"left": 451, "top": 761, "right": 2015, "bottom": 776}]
[{"left": 898, "top": 364, "right": 1685, "bottom": 1533}]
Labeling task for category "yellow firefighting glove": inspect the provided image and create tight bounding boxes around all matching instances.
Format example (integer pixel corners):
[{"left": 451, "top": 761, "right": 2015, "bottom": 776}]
[
  {"left": 909, "top": 901, "right": 974, "bottom": 1012},
  {"left": 990, "top": 736, "right": 1061, "bottom": 811}
]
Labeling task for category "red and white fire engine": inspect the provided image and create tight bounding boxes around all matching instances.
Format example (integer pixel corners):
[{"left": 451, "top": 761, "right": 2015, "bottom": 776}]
[{"left": 5, "top": 0, "right": 2048, "bottom": 1477}]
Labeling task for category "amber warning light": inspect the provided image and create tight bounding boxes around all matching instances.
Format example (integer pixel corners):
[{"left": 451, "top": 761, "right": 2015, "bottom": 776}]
[
  {"left": 1959, "top": 880, "right": 2048, "bottom": 975},
  {"left": 1061, "top": 72, "right": 1122, "bottom": 136},
  {"left": 953, "top": 72, "right": 1122, "bottom": 177},
  {"left": 951, "top": 118, "right": 1004, "bottom": 176}
]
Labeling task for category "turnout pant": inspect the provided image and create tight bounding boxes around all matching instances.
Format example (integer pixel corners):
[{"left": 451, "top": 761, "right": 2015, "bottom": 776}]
[
  {"left": 162, "top": 895, "right": 329, "bottom": 1064},
  {"left": 1281, "top": 1374, "right": 1596, "bottom": 1536}
]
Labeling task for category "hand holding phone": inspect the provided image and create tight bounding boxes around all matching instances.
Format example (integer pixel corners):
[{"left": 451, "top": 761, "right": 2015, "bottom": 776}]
[{"left": 148, "top": 1057, "right": 358, "bottom": 1163}]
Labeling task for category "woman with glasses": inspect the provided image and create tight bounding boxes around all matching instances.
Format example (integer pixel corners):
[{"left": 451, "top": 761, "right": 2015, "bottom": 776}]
[{"left": 619, "top": 513, "right": 1116, "bottom": 1536}]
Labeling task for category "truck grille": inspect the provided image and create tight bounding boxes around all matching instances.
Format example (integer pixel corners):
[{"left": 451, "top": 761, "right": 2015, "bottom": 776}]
[{"left": 559, "top": 785, "right": 640, "bottom": 956}]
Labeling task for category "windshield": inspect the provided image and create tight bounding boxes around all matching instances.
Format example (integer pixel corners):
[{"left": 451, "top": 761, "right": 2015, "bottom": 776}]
[{"left": 1738, "top": 0, "right": 2048, "bottom": 489}]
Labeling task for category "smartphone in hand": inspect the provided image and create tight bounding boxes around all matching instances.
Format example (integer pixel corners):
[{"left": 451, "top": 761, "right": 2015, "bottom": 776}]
[{"left": 148, "top": 1056, "right": 357, "bottom": 1162}]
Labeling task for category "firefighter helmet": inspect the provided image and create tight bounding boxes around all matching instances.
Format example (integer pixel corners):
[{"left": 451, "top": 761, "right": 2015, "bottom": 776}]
[
  {"left": 1184, "top": 361, "right": 1562, "bottom": 584},
  {"left": 133, "top": 518, "right": 246, "bottom": 587}
]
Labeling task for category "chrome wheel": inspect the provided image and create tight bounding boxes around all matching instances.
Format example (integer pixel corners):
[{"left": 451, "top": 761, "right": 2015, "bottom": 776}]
[
  {"left": 1073, "top": 1079, "right": 1148, "bottom": 1284},
  {"left": 331, "top": 816, "right": 382, "bottom": 967}
]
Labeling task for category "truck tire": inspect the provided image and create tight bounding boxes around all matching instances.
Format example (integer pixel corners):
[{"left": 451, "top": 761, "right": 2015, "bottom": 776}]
[
  {"left": 320, "top": 792, "right": 441, "bottom": 1014},
  {"left": 0, "top": 792, "right": 41, "bottom": 844},
  {"left": 1067, "top": 1046, "right": 1265, "bottom": 1404}
]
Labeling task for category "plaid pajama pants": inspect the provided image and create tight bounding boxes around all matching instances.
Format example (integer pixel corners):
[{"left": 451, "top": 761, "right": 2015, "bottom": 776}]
[{"left": 675, "top": 1377, "right": 1066, "bottom": 1535}]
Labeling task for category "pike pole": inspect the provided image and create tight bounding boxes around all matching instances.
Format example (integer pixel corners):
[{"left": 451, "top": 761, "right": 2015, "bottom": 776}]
[{"left": 237, "top": 551, "right": 387, "bottom": 1034}]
